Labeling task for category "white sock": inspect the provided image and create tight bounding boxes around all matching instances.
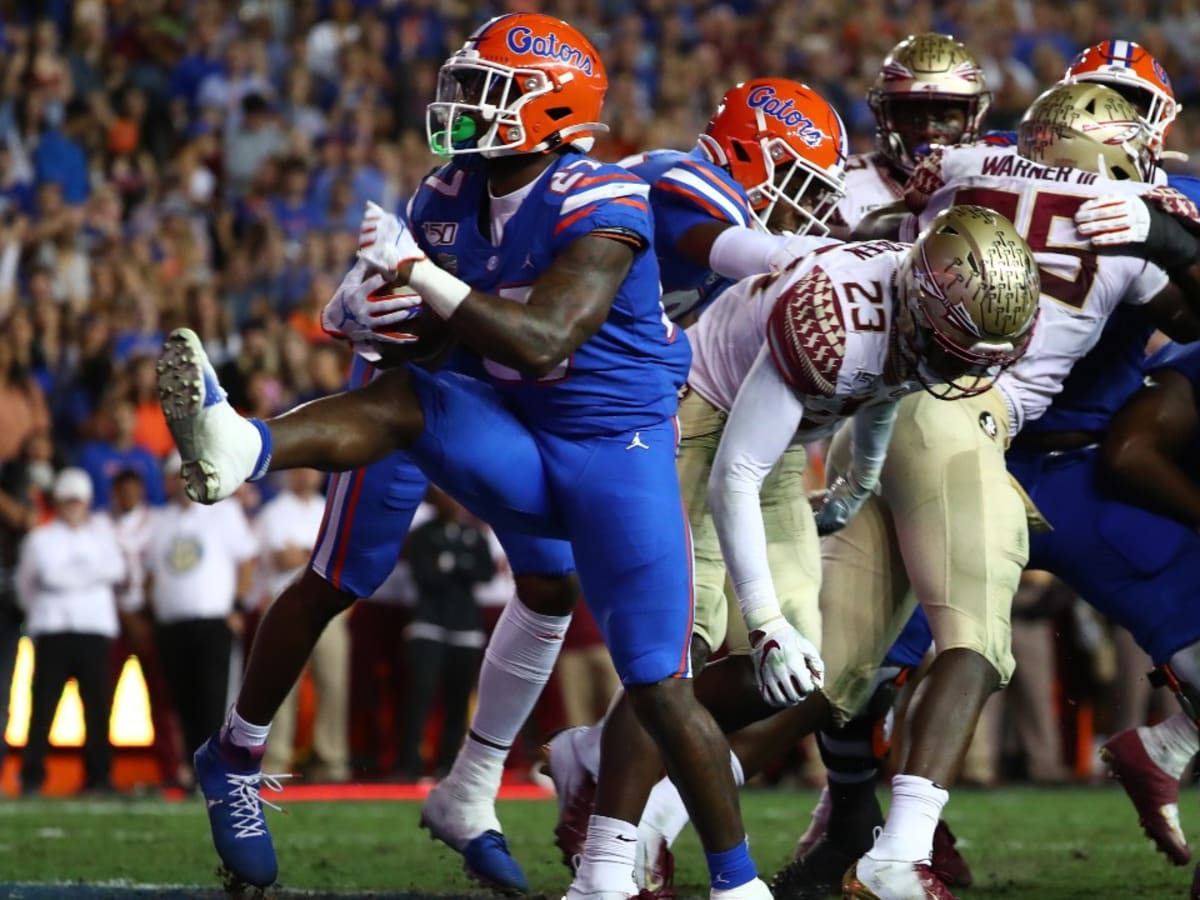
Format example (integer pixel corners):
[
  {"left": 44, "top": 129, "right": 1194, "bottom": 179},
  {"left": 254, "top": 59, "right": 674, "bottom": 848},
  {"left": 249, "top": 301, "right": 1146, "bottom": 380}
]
[
  {"left": 1138, "top": 713, "right": 1199, "bottom": 779},
  {"left": 443, "top": 598, "right": 570, "bottom": 799},
  {"left": 866, "top": 774, "right": 948, "bottom": 864},
  {"left": 225, "top": 706, "right": 270, "bottom": 749},
  {"left": 573, "top": 815, "right": 639, "bottom": 894},
  {"left": 640, "top": 749, "right": 744, "bottom": 848}
]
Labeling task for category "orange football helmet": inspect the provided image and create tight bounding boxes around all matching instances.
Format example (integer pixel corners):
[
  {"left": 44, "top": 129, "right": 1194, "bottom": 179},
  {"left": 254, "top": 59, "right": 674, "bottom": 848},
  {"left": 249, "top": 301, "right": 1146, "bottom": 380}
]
[
  {"left": 1060, "top": 40, "right": 1178, "bottom": 152},
  {"left": 426, "top": 13, "right": 608, "bottom": 158},
  {"left": 698, "top": 78, "right": 848, "bottom": 234}
]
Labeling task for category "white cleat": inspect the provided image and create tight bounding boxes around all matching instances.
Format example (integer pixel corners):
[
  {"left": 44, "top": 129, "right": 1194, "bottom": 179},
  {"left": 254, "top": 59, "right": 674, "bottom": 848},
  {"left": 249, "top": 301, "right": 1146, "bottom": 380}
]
[
  {"left": 542, "top": 726, "right": 599, "bottom": 871},
  {"left": 634, "top": 824, "right": 675, "bottom": 893},
  {"left": 157, "top": 328, "right": 265, "bottom": 503},
  {"left": 711, "top": 876, "right": 773, "bottom": 899},
  {"left": 843, "top": 856, "right": 958, "bottom": 899},
  {"left": 561, "top": 891, "right": 638, "bottom": 900},
  {"left": 419, "top": 779, "right": 502, "bottom": 852}
]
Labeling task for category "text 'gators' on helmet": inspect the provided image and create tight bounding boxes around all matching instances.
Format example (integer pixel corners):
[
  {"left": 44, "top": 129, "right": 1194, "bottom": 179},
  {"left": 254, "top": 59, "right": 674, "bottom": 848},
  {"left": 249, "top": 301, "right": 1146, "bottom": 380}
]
[{"left": 427, "top": 13, "right": 608, "bottom": 158}]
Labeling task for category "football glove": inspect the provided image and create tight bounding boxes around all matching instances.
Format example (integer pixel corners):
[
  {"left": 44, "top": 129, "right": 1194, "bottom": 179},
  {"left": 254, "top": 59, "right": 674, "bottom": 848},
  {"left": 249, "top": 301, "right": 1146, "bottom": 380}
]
[
  {"left": 357, "top": 200, "right": 427, "bottom": 275},
  {"left": 321, "top": 259, "right": 424, "bottom": 358},
  {"left": 746, "top": 609, "right": 824, "bottom": 707},
  {"left": 813, "top": 473, "right": 873, "bottom": 536},
  {"left": 1076, "top": 194, "right": 1200, "bottom": 272}
]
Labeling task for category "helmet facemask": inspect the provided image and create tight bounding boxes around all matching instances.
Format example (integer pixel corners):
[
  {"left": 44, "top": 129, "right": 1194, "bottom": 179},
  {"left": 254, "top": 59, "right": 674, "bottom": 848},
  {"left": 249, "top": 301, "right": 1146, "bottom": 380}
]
[
  {"left": 427, "top": 53, "right": 604, "bottom": 158},
  {"left": 874, "top": 95, "right": 982, "bottom": 173},
  {"left": 894, "top": 278, "right": 1007, "bottom": 400},
  {"left": 894, "top": 210, "right": 1040, "bottom": 402},
  {"left": 743, "top": 133, "right": 846, "bottom": 236}
]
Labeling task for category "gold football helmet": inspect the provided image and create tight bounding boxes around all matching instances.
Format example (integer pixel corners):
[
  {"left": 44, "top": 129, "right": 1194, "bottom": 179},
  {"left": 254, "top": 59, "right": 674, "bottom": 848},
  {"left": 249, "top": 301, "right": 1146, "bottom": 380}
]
[
  {"left": 896, "top": 204, "right": 1041, "bottom": 399},
  {"left": 1018, "top": 82, "right": 1153, "bottom": 181},
  {"left": 868, "top": 33, "right": 990, "bottom": 174}
]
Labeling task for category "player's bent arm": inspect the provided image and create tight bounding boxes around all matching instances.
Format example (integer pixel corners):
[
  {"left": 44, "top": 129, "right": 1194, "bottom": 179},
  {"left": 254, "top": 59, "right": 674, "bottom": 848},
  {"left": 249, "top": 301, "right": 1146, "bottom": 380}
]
[
  {"left": 708, "top": 347, "right": 805, "bottom": 624},
  {"left": 706, "top": 225, "right": 835, "bottom": 282},
  {"left": 427, "top": 233, "right": 634, "bottom": 378},
  {"left": 851, "top": 200, "right": 909, "bottom": 241},
  {"left": 1103, "top": 368, "right": 1200, "bottom": 528}
]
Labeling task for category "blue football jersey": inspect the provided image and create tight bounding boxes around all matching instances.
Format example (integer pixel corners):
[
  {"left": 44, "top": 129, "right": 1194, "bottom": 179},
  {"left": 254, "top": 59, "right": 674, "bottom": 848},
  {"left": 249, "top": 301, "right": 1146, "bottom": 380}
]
[
  {"left": 1023, "top": 304, "right": 1156, "bottom": 435},
  {"left": 622, "top": 147, "right": 753, "bottom": 320},
  {"left": 407, "top": 151, "right": 690, "bottom": 438}
]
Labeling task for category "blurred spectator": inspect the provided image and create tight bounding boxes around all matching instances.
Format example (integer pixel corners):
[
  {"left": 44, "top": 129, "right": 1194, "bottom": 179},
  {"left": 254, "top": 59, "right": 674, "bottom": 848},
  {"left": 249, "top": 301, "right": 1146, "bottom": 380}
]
[
  {"left": 142, "top": 453, "right": 257, "bottom": 777},
  {"left": 107, "top": 467, "right": 183, "bottom": 787},
  {"left": 0, "top": 449, "right": 39, "bottom": 774},
  {"left": 0, "top": 323, "right": 50, "bottom": 463},
  {"left": 126, "top": 355, "right": 174, "bottom": 459},
  {"left": 76, "top": 396, "right": 166, "bottom": 509},
  {"left": 32, "top": 97, "right": 90, "bottom": 206},
  {"left": 398, "top": 488, "right": 494, "bottom": 781},
  {"left": 259, "top": 468, "right": 350, "bottom": 782},
  {"left": 16, "top": 468, "right": 124, "bottom": 795},
  {"left": 224, "top": 93, "right": 287, "bottom": 198}
]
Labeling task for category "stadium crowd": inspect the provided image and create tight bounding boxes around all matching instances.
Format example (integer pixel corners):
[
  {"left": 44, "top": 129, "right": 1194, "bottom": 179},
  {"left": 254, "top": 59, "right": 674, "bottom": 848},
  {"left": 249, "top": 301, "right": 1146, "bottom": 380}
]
[{"left": 0, "top": 0, "right": 1190, "bottom": 794}]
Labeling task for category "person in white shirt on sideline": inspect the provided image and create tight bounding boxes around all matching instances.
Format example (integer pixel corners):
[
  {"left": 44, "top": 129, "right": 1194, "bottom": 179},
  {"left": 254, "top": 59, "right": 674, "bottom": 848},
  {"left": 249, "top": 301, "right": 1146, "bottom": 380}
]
[
  {"left": 107, "top": 467, "right": 186, "bottom": 788},
  {"left": 16, "top": 468, "right": 125, "bottom": 795},
  {"left": 143, "top": 452, "right": 257, "bottom": 776},
  {"left": 257, "top": 469, "right": 350, "bottom": 782}
]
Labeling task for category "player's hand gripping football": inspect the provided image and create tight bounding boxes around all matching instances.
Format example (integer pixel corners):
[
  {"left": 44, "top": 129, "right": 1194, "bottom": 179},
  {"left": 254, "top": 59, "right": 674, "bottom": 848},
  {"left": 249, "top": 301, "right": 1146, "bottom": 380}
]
[
  {"left": 746, "top": 610, "right": 824, "bottom": 707},
  {"left": 321, "top": 259, "right": 424, "bottom": 361},
  {"left": 357, "top": 200, "right": 427, "bottom": 282},
  {"left": 813, "top": 473, "right": 872, "bottom": 536}
]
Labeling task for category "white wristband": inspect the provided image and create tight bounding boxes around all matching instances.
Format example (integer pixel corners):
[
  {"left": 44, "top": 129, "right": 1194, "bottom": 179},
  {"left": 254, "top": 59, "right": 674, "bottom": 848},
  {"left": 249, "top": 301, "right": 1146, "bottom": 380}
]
[{"left": 408, "top": 258, "right": 472, "bottom": 319}]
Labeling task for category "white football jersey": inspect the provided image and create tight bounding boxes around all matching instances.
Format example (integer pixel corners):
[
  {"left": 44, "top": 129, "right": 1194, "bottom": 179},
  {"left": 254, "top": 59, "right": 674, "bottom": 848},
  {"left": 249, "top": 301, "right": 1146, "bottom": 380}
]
[
  {"left": 687, "top": 240, "right": 918, "bottom": 441},
  {"left": 831, "top": 153, "right": 906, "bottom": 234},
  {"left": 906, "top": 143, "right": 1171, "bottom": 434}
]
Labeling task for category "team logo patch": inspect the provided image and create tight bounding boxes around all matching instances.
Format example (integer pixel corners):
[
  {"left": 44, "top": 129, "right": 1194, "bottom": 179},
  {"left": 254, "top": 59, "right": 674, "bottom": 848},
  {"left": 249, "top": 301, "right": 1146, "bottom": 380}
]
[
  {"left": 1153, "top": 58, "right": 1172, "bottom": 87},
  {"left": 436, "top": 253, "right": 458, "bottom": 274},
  {"left": 746, "top": 86, "right": 830, "bottom": 148},
  {"left": 979, "top": 411, "right": 998, "bottom": 439},
  {"left": 423, "top": 222, "right": 458, "bottom": 246}
]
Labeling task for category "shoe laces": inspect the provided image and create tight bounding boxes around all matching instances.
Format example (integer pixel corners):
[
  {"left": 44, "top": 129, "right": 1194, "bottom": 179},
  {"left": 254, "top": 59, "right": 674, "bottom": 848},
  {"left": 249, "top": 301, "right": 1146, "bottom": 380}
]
[{"left": 224, "top": 771, "right": 293, "bottom": 840}]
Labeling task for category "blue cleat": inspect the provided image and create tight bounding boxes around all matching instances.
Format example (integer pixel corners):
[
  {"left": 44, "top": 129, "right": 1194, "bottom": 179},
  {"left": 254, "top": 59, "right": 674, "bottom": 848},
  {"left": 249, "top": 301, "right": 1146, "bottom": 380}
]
[
  {"left": 420, "top": 780, "right": 529, "bottom": 895},
  {"left": 462, "top": 831, "right": 530, "bottom": 895},
  {"left": 194, "top": 735, "right": 288, "bottom": 889}
]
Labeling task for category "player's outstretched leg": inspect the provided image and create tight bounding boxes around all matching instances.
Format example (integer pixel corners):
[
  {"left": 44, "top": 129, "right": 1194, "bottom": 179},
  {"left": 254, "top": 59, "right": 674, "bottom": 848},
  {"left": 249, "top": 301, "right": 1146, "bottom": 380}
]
[
  {"left": 158, "top": 327, "right": 425, "bottom": 503},
  {"left": 194, "top": 734, "right": 288, "bottom": 889},
  {"left": 157, "top": 328, "right": 269, "bottom": 502},
  {"left": 1101, "top": 713, "right": 1195, "bottom": 865}
]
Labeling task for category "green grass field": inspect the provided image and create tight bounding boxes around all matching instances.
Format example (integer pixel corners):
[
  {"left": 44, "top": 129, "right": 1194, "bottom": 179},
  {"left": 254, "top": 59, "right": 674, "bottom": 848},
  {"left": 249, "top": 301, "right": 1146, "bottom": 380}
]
[{"left": 0, "top": 786, "right": 1191, "bottom": 898}]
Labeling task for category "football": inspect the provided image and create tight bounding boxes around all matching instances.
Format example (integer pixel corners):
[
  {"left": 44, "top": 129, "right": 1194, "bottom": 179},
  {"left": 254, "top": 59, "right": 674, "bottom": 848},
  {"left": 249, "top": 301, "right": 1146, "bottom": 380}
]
[{"left": 367, "top": 284, "right": 455, "bottom": 369}]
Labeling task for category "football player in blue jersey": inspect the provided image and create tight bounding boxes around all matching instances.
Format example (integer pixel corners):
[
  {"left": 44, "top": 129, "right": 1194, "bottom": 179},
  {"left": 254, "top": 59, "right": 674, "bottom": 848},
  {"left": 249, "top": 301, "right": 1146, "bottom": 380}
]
[
  {"left": 1100, "top": 341, "right": 1200, "bottom": 891},
  {"left": 158, "top": 13, "right": 779, "bottom": 900}
]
